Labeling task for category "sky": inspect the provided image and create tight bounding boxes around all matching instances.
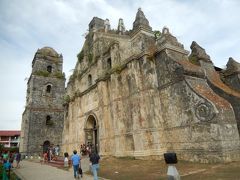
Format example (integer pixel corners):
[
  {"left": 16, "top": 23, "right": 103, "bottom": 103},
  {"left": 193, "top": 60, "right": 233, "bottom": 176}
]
[{"left": 0, "top": 0, "right": 240, "bottom": 130}]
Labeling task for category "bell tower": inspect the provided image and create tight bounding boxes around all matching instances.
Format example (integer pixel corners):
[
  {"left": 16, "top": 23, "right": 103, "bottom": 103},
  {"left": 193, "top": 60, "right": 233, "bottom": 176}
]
[{"left": 20, "top": 47, "right": 65, "bottom": 155}]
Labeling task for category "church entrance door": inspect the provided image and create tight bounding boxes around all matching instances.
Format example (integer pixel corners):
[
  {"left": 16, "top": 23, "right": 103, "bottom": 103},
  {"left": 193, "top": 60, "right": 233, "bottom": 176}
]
[{"left": 85, "top": 115, "right": 99, "bottom": 152}]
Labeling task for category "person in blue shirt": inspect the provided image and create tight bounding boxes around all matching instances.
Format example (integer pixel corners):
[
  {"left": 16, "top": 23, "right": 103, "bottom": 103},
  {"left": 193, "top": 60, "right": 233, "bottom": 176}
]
[
  {"left": 3, "top": 159, "right": 11, "bottom": 180},
  {"left": 71, "top": 150, "right": 81, "bottom": 179}
]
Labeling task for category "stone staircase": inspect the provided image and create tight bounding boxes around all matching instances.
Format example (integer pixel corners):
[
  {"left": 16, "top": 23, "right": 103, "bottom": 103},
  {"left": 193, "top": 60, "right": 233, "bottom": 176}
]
[
  {"left": 41, "top": 157, "right": 71, "bottom": 168},
  {"left": 43, "top": 156, "right": 89, "bottom": 172}
]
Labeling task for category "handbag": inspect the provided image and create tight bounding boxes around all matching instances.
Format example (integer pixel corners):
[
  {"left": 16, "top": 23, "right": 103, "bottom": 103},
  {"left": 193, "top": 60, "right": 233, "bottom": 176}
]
[{"left": 78, "top": 167, "right": 82, "bottom": 175}]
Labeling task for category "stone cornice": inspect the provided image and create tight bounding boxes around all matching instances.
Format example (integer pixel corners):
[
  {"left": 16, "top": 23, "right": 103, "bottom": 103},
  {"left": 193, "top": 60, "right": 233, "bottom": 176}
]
[
  {"left": 130, "top": 26, "right": 154, "bottom": 39},
  {"left": 94, "top": 31, "right": 130, "bottom": 40},
  {"left": 25, "top": 107, "right": 64, "bottom": 112},
  {"left": 156, "top": 43, "right": 189, "bottom": 56}
]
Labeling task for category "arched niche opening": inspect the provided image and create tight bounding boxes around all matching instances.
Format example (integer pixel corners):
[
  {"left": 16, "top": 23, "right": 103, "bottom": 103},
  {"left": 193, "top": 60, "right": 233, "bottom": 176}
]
[{"left": 46, "top": 85, "right": 52, "bottom": 93}]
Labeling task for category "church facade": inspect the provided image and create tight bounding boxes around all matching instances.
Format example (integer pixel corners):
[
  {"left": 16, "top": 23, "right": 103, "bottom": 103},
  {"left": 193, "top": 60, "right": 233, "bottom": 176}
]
[{"left": 21, "top": 9, "right": 240, "bottom": 163}]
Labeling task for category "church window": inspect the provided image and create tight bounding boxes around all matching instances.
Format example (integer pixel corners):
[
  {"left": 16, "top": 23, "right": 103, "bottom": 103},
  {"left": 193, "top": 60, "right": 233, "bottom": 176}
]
[
  {"left": 88, "top": 74, "right": 92, "bottom": 86},
  {"left": 47, "top": 66, "right": 52, "bottom": 73},
  {"left": 46, "top": 85, "right": 51, "bottom": 93},
  {"left": 107, "top": 58, "right": 112, "bottom": 69}
]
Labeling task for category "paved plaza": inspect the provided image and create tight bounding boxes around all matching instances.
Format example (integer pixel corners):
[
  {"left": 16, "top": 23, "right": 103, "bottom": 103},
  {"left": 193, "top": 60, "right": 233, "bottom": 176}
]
[{"left": 13, "top": 157, "right": 107, "bottom": 180}]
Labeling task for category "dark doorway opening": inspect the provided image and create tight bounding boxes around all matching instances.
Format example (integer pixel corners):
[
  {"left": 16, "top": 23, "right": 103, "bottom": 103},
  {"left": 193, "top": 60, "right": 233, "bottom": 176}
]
[
  {"left": 43, "top": 140, "right": 50, "bottom": 153},
  {"left": 85, "top": 115, "right": 99, "bottom": 153}
]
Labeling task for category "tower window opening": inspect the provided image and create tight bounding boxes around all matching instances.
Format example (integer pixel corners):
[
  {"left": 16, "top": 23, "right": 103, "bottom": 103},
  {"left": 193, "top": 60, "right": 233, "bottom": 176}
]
[
  {"left": 46, "top": 115, "right": 52, "bottom": 125},
  {"left": 46, "top": 85, "right": 51, "bottom": 93},
  {"left": 88, "top": 74, "right": 92, "bottom": 86},
  {"left": 107, "top": 58, "right": 112, "bottom": 69},
  {"left": 47, "top": 66, "right": 52, "bottom": 73}
]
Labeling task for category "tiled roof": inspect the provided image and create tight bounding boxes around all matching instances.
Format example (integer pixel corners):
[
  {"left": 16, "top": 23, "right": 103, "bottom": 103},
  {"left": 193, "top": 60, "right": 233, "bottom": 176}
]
[{"left": 0, "top": 130, "right": 21, "bottom": 136}]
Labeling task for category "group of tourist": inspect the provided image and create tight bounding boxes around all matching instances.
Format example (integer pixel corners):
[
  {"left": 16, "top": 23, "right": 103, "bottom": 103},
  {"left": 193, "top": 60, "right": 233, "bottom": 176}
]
[
  {"left": 80, "top": 142, "right": 94, "bottom": 156},
  {"left": 0, "top": 144, "right": 100, "bottom": 180},
  {"left": 0, "top": 150, "right": 21, "bottom": 179},
  {"left": 42, "top": 144, "right": 60, "bottom": 163},
  {"left": 40, "top": 143, "right": 100, "bottom": 179},
  {"left": 70, "top": 148, "right": 100, "bottom": 180}
]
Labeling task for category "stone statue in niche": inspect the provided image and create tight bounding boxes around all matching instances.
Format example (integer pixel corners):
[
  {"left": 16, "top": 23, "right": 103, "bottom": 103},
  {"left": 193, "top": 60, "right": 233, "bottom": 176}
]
[{"left": 111, "top": 43, "right": 121, "bottom": 64}]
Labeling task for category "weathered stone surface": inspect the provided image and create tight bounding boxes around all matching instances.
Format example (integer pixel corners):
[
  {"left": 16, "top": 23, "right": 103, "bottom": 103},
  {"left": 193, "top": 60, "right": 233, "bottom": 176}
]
[
  {"left": 20, "top": 47, "right": 65, "bottom": 156},
  {"left": 223, "top": 57, "right": 240, "bottom": 92},
  {"left": 190, "top": 41, "right": 211, "bottom": 63},
  {"left": 62, "top": 9, "right": 240, "bottom": 163},
  {"left": 226, "top": 57, "right": 240, "bottom": 73},
  {"left": 133, "top": 8, "right": 152, "bottom": 31},
  {"left": 23, "top": 9, "right": 240, "bottom": 163}
]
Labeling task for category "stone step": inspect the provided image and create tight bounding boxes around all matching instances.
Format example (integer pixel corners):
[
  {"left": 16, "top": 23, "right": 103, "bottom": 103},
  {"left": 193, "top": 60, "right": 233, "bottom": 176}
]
[
  {"left": 46, "top": 162, "right": 63, "bottom": 168},
  {"left": 40, "top": 158, "right": 72, "bottom": 168}
]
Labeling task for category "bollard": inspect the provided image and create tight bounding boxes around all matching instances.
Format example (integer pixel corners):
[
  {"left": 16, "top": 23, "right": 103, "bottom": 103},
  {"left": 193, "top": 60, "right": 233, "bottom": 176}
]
[{"left": 164, "top": 152, "right": 180, "bottom": 180}]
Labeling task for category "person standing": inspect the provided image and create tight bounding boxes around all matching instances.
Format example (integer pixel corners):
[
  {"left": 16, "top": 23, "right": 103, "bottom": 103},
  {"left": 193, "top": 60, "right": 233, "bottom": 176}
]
[
  {"left": 71, "top": 150, "right": 81, "bottom": 179},
  {"left": 15, "top": 151, "right": 21, "bottom": 168},
  {"left": 89, "top": 150, "right": 100, "bottom": 180},
  {"left": 43, "top": 151, "right": 48, "bottom": 164},
  {"left": 2, "top": 151, "right": 9, "bottom": 160},
  {"left": 64, "top": 152, "right": 69, "bottom": 167},
  {"left": 55, "top": 145, "right": 60, "bottom": 156}
]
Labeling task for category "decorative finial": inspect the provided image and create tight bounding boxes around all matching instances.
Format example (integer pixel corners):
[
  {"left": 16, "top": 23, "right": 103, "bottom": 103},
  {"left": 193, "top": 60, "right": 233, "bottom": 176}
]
[
  {"left": 162, "top": 26, "right": 170, "bottom": 34},
  {"left": 104, "top": 18, "right": 111, "bottom": 32},
  {"left": 118, "top": 18, "right": 125, "bottom": 34},
  {"left": 133, "top": 8, "right": 152, "bottom": 31}
]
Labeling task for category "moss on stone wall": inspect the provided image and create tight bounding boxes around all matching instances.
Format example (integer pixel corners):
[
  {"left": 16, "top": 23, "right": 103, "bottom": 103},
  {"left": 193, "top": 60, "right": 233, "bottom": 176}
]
[
  {"left": 153, "top": 30, "right": 161, "bottom": 39},
  {"left": 188, "top": 55, "right": 200, "bottom": 66},
  {"left": 77, "top": 50, "right": 84, "bottom": 62},
  {"left": 54, "top": 71, "right": 65, "bottom": 79},
  {"left": 88, "top": 52, "right": 93, "bottom": 63},
  {"left": 33, "top": 70, "right": 50, "bottom": 77},
  {"left": 33, "top": 70, "right": 65, "bottom": 79}
]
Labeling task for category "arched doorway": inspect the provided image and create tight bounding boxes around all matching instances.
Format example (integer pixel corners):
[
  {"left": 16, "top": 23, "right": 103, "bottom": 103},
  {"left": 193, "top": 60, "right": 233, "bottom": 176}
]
[
  {"left": 43, "top": 140, "right": 50, "bottom": 153},
  {"left": 85, "top": 115, "right": 99, "bottom": 152}
]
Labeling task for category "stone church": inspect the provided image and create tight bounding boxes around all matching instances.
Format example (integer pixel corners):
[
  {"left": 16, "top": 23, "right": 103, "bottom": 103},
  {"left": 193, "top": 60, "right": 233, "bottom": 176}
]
[{"left": 21, "top": 9, "right": 240, "bottom": 162}]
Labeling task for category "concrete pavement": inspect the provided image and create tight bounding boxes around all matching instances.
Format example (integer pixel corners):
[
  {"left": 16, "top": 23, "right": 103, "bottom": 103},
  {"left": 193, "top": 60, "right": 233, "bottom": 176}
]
[{"left": 13, "top": 158, "right": 107, "bottom": 180}]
